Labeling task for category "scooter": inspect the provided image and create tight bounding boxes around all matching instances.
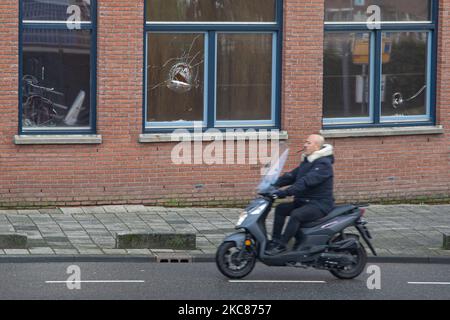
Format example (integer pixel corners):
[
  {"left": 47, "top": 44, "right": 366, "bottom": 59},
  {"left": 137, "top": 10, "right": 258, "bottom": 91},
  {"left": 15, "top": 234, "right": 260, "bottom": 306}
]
[{"left": 216, "top": 148, "right": 377, "bottom": 280}]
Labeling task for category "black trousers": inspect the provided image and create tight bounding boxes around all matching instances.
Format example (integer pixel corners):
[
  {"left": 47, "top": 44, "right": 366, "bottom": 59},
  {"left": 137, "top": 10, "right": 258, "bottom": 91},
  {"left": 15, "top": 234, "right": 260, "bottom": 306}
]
[{"left": 272, "top": 202, "right": 326, "bottom": 245}]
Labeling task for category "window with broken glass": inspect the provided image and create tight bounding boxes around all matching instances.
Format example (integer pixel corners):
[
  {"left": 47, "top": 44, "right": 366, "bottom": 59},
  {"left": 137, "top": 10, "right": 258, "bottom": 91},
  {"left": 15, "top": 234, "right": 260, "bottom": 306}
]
[
  {"left": 20, "top": 0, "right": 96, "bottom": 134},
  {"left": 323, "top": 0, "right": 438, "bottom": 128},
  {"left": 144, "top": 0, "right": 282, "bottom": 131}
]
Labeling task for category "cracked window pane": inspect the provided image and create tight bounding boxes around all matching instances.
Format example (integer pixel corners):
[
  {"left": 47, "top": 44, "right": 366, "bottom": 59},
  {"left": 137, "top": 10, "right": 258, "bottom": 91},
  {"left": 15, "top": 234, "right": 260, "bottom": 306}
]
[
  {"left": 216, "top": 33, "right": 273, "bottom": 121},
  {"left": 381, "top": 32, "right": 428, "bottom": 117},
  {"left": 147, "top": 33, "right": 205, "bottom": 123},
  {"left": 147, "top": 0, "right": 276, "bottom": 22},
  {"left": 23, "top": 0, "right": 92, "bottom": 22}
]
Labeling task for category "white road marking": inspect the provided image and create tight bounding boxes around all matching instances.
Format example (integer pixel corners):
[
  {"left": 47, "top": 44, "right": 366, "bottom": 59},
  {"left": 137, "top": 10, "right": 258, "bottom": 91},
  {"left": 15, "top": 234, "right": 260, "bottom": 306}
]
[
  {"left": 229, "top": 280, "right": 326, "bottom": 284},
  {"left": 46, "top": 280, "right": 145, "bottom": 284},
  {"left": 408, "top": 282, "right": 450, "bottom": 285}
]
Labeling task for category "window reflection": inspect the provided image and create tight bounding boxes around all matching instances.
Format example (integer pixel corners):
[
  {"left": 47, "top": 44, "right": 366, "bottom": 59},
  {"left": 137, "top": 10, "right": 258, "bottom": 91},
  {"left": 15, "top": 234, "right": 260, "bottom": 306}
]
[
  {"left": 324, "top": 0, "right": 430, "bottom": 22},
  {"left": 23, "top": 0, "right": 91, "bottom": 22},
  {"left": 216, "top": 33, "right": 273, "bottom": 121},
  {"left": 22, "top": 29, "right": 91, "bottom": 128},
  {"left": 323, "top": 32, "right": 371, "bottom": 119},
  {"left": 147, "top": 0, "right": 276, "bottom": 22}
]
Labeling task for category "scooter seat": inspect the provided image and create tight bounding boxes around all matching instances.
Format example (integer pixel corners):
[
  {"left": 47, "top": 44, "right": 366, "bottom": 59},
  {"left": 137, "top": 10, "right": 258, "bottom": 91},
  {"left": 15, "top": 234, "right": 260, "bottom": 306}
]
[{"left": 301, "top": 205, "right": 357, "bottom": 228}]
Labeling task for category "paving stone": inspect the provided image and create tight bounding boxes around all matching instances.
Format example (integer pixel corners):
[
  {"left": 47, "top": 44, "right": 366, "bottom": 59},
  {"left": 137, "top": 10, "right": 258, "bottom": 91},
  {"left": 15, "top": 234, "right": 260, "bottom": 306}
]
[
  {"left": 125, "top": 249, "right": 153, "bottom": 255},
  {"left": 74, "top": 245, "right": 100, "bottom": 250},
  {"left": 65, "top": 233, "right": 90, "bottom": 240},
  {"left": 125, "top": 205, "right": 148, "bottom": 213},
  {"left": 150, "top": 249, "right": 174, "bottom": 253},
  {"left": 81, "top": 207, "right": 106, "bottom": 214},
  {"left": 87, "top": 231, "right": 112, "bottom": 237},
  {"left": 31, "top": 213, "right": 51, "bottom": 218},
  {"left": 173, "top": 227, "right": 197, "bottom": 233},
  {"left": 91, "top": 236, "right": 115, "bottom": 242},
  {"left": 59, "top": 224, "right": 85, "bottom": 230},
  {"left": 0, "top": 210, "right": 17, "bottom": 215},
  {"left": 17, "top": 210, "right": 40, "bottom": 215},
  {"left": 103, "top": 205, "right": 127, "bottom": 213},
  {"left": 145, "top": 206, "right": 168, "bottom": 211},
  {"left": 14, "top": 225, "right": 39, "bottom": 231},
  {"left": 102, "top": 249, "right": 128, "bottom": 255},
  {"left": 41, "top": 235, "right": 68, "bottom": 241},
  {"left": 200, "top": 249, "right": 218, "bottom": 255},
  {"left": 39, "top": 209, "right": 63, "bottom": 215},
  {"left": 186, "top": 250, "right": 204, "bottom": 255},
  {"left": 4, "top": 249, "right": 30, "bottom": 255},
  {"left": 83, "top": 225, "right": 108, "bottom": 230},
  {"left": 93, "top": 214, "right": 116, "bottom": 220},
  {"left": 0, "top": 227, "right": 17, "bottom": 233},
  {"left": 165, "top": 220, "right": 189, "bottom": 225},
  {"left": 77, "top": 249, "right": 104, "bottom": 255},
  {"left": 29, "top": 247, "right": 54, "bottom": 255},
  {"left": 61, "top": 207, "right": 84, "bottom": 215},
  {"left": 53, "top": 249, "right": 79, "bottom": 255},
  {"left": 28, "top": 239, "right": 48, "bottom": 247}
]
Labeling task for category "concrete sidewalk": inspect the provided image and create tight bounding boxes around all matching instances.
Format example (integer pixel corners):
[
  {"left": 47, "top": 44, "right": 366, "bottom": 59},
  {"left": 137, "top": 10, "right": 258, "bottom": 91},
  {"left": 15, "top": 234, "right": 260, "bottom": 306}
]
[{"left": 0, "top": 204, "right": 449, "bottom": 259}]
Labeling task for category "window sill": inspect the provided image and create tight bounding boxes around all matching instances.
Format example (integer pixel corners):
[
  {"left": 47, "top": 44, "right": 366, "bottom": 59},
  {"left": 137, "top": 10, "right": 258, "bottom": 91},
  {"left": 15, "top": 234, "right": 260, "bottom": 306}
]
[
  {"left": 14, "top": 134, "right": 102, "bottom": 145},
  {"left": 320, "top": 126, "right": 444, "bottom": 138},
  {"left": 139, "top": 130, "right": 289, "bottom": 143}
]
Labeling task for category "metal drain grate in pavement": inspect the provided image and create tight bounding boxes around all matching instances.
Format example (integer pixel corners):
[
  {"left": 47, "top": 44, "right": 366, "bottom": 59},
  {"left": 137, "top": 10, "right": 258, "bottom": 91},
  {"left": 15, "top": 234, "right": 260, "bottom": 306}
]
[{"left": 155, "top": 253, "right": 193, "bottom": 263}]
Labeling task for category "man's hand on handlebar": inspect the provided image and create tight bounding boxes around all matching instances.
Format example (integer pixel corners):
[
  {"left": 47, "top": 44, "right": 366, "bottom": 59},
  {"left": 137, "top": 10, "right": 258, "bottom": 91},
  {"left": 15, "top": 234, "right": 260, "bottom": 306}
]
[
  {"left": 270, "top": 189, "right": 288, "bottom": 199},
  {"left": 259, "top": 186, "right": 288, "bottom": 200}
]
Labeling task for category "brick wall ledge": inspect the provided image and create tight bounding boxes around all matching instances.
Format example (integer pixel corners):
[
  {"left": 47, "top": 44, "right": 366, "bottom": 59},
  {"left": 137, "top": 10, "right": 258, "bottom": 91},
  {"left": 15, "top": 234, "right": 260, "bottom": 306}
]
[
  {"left": 320, "top": 126, "right": 444, "bottom": 138},
  {"left": 139, "top": 130, "right": 289, "bottom": 143},
  {"left": 14, "top": 135, "right": 103, "bottom": 145}
]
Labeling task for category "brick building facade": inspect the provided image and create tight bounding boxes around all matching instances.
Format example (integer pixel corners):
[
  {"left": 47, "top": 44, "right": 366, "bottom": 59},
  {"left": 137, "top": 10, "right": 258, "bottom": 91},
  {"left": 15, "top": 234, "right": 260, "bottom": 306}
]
[{"left": 0, "top": 1, "right": 449, "bottom": 208}]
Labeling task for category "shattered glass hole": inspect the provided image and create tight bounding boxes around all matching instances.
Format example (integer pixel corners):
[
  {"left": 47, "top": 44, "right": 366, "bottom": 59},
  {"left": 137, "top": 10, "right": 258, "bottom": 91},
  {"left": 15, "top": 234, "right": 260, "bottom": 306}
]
[
  {"left": 149, "top": 34, "right": 204, "bottom": 95},
  {"left": 167, "top": 62, "right": 194, "bottom": 93}
]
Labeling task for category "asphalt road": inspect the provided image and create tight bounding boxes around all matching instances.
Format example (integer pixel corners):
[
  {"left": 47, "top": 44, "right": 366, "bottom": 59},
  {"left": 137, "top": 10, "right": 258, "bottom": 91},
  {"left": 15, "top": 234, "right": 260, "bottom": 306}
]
[{"left": 0, "top": 261, "right": 449, "bottom": 300}]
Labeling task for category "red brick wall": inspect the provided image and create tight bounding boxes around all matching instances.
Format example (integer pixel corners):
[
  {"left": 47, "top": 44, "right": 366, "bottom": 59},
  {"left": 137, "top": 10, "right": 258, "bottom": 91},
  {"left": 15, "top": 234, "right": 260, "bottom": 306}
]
[
  {"left": 0, "top": 0, "right": 449, "bottom": 208},
  {"left": 282, "top": 0, "right": 325, "bottom": 172},
  {"left": 0, "top": 1, "right": 21, "bottom": 206}
]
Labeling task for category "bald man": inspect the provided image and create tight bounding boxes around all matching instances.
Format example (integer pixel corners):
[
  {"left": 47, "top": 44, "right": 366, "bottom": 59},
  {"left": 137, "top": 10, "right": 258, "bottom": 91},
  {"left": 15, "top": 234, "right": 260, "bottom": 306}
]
[{"left": 267, "top": 134, "right": 335, "bottom": 255}]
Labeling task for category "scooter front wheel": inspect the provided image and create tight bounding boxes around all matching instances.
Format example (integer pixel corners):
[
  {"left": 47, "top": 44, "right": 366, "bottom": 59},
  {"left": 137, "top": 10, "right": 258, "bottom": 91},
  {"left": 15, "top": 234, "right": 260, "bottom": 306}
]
[{"left": 216, "top": 241, "right": 256, "bottom": 279}]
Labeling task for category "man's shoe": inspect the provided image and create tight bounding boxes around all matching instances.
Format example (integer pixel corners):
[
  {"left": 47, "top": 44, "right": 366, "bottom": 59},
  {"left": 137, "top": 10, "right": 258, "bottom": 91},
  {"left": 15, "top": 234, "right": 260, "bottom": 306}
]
[
  {"left": 265, "top": 239, "right": 282, "bottom": 252},
  {"left": 265, "top": 244, "right": 287, "bottom": 256}
]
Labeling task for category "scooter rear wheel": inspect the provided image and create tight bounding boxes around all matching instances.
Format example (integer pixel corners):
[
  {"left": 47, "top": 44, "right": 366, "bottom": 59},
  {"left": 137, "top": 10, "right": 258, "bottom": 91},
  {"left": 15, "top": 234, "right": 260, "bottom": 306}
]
[
  {"left": 329, "top": 244, "right": 367, "bottom": 280},
  {"left": 216, "top": 241, "right": 256, "bottom": 279}
]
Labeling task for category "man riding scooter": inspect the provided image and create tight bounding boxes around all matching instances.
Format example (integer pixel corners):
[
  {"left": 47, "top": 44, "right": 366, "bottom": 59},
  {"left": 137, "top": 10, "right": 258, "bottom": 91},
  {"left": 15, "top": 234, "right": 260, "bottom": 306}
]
[{"left": 266, "top": 134, "right": 335, "bottom": 255}]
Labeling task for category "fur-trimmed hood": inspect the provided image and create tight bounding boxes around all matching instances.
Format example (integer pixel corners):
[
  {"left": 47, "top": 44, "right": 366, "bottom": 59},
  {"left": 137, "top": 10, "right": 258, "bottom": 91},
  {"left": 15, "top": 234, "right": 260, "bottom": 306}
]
[{"left": 302, "top": 144, "right": 334, "bottom": 163}]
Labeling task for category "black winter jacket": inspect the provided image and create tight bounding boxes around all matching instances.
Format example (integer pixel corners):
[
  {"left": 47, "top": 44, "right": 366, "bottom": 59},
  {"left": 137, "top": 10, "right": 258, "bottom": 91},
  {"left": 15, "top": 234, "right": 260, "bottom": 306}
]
[{"left": 274, "top": 144, "right": 335, "bottom": 214}]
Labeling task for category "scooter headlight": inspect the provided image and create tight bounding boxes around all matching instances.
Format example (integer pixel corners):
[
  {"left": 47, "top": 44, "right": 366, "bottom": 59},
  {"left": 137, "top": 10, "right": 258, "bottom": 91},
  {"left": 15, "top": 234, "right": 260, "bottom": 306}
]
[
  {"left": 236, "top": 211, "right": 248, "bottom": 226},
  {"left": 248, "top": 203, "right": 268, "bottom": 215}
]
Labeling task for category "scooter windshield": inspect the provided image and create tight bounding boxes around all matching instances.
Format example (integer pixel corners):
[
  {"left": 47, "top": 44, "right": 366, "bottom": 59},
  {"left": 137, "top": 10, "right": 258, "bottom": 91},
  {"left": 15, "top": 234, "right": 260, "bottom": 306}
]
[{"left": 257, "top": 144, "right": 289, "bottom": 194}]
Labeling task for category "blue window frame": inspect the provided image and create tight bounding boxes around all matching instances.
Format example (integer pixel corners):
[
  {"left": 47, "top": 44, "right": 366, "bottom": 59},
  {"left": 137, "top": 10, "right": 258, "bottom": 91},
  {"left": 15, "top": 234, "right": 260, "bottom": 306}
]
[
  {"left": 19, "top": 0, "right": 97, "bottom": 135},
  {"left": 143, "top": 0, "right": 283, "bottom": 132},
  {"left": 323, "top": 0, "right": 438, "bottom": 129}
]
